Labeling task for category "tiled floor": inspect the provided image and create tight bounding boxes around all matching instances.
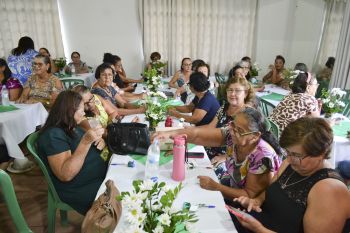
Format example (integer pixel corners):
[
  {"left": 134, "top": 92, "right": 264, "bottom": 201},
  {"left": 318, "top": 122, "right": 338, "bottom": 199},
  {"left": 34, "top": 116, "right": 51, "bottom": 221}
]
[{"left": 0, "top": 156, "right": 84, "bottom": 233}]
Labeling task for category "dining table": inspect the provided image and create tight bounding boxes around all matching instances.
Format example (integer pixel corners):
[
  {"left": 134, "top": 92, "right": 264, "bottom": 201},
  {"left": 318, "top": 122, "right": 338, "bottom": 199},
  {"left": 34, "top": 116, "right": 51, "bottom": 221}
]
[{"left": 0, "top": 103, "right": 48, "bottom": 159}]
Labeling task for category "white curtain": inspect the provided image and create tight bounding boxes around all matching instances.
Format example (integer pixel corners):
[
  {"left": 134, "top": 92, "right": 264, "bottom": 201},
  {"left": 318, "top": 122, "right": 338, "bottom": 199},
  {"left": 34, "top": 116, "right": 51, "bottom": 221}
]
[
  {"left": 330, "top": 0, "right": 350, "bottom": 89},
  {"left": 313, "top": 0, "right": 346, "bottom": 72},
  {"left": 0, "top": 0, "right": 64, "bottom": 58},
  {"left": 141, "top": 0, "right": 257, "bottom": 75}
]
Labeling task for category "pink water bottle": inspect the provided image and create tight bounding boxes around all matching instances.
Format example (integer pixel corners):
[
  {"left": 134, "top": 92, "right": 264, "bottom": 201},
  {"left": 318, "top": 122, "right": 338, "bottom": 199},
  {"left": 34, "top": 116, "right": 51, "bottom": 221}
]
[{"left": 172, "top": 135, "right": 186, "bottom": 181}]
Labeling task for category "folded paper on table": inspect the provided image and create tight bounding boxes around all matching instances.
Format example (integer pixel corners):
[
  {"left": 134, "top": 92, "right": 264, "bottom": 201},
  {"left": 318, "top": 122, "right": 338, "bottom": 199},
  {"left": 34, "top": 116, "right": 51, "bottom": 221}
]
[
  {"left": 261, "top": 93, "right": 285, "bottom": 101},
  {"left": 0, "top": 105, "right": 19, "bottom": 113}
]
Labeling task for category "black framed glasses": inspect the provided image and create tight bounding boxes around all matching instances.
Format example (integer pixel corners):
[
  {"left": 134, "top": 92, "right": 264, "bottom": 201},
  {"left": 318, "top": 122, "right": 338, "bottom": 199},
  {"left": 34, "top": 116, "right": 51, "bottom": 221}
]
[
  {"left": 84, "top": 95, "right": 95, "bottom": 106},
  {"left": 226, "top": 89, "right": 246, "bottom": 94},
  {"left": 32, "top": 62, "right": 45, "bottom": 68}
]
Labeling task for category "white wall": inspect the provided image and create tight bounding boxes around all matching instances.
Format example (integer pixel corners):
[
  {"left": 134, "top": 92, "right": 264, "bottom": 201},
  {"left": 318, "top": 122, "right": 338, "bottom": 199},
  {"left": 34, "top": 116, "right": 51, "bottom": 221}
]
[
  {"left": 57, "top": 0, "right": 325, "bottom": 77},
  {"left": 57, "top": 0, "right": 143, "bottom": 78},
  {"left": 256, "top": 0, "right": 325, "bottom": 75}
]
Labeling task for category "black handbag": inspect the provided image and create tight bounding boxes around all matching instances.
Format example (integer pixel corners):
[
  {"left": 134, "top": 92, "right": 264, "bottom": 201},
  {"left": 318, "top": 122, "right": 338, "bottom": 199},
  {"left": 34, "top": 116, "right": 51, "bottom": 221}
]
[{"left": 107, "top": 122, "right": 150, "bottom": 155}]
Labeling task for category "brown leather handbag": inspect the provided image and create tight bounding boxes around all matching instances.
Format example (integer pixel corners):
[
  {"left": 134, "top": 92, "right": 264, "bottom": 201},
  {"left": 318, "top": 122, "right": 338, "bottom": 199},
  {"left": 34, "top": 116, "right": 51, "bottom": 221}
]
[{"left": 81, "top": 180, "right": 122, "bottom": 233}]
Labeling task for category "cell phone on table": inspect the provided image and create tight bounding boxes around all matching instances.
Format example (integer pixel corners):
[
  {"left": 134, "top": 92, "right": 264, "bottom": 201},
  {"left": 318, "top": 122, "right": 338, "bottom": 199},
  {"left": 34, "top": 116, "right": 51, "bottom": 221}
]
[
  {"left": 133, "top": 83, "right": 138, "bottom": 88},
  {"left": 225, "top": 205, "right": 246, "bottom": 218},
  {"left": 186, "top": 152, "right": 205, "bottom": 158}
]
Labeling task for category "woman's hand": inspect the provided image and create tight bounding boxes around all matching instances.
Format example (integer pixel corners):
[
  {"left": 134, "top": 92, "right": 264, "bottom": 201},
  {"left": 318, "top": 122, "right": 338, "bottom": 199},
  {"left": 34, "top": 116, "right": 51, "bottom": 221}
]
[
  {"left": 236, "top": 213, "right": 267, "bottom": 233},
  {"left": 82, "top": 126, "right": 104, "bottom": 145},
  {"left": 168, "top": 107, "right": 178, "bottom": 117},
  {"left": 131, "top": 116, "right": 140, "bottom": 123},
  {"left": 197, "top": 175, "right": 219, "bottom": 191},
  {"left": 233, "top": 196, "right": 262, "bottom": 212},
  {"left": 210, "top": 154, "right": 227, "bottom": 167},
  {"left": 95, "top": 138, "right": 106, "bottom": 150}
]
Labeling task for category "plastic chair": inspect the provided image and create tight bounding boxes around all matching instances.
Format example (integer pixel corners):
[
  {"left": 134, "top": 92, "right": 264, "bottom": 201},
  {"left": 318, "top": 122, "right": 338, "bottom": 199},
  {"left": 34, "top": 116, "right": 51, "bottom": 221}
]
[
  {"left": 26, "top": 132, "right": 73, "bottom": 233},
  {"left": 259, "top": 98, "right": 275, "bottom": 117},
  {"left": 61, "top": 79, "right": 84, "bottom": 90},
  {"left": 342, "top": 99, "right": 350, "bottom": 118},
  {"left": 0, "top": 169, "right": 33, "bottom": 233},
  {"left": 267, "top": 119, "right": 280, "bottom": 140}
]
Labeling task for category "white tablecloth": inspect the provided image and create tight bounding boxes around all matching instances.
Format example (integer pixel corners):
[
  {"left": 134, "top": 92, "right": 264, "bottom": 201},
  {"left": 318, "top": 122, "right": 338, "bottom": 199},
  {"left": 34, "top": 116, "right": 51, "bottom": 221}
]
[
  {"left": 60, "top": 73, "right": 96, "bottom": 88},
  {"left": 0, "top": 103, "right": 48, "bottom": 158},
  {"left": 96, "top": 146, "right": 237, "bottom": 233}
]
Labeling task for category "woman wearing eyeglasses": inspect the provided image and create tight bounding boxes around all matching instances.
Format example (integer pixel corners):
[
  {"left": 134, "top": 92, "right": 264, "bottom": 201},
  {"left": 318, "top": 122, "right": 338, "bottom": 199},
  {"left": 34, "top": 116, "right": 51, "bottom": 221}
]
[
  {"left": 154, "top": 108, "right": 282, "bottom": 200},
  {"left": 204, "top": 76, "right": 255, "bottom": 160},
  {"left": 234, "top": 117, "right": 350, "bottom": 233},
  {"left": 269, "top": 72, "right": 321, "bottom": 132},
  {"left": 16, "top": 54, "right": 63, "bottom": 109}
]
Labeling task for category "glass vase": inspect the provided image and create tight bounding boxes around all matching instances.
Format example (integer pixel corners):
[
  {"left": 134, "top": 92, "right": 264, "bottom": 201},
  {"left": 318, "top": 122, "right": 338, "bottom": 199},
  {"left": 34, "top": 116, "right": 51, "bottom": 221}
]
[
  {"left": 148, "top": 118, "right": 159, "bottom": 132},
  {"left": 324, "top": 112, "right": 333, "bottom": 119}
]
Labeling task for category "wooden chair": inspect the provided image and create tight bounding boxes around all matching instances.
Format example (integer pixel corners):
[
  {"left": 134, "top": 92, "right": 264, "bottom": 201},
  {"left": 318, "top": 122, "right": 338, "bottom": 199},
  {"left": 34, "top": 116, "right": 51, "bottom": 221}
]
[{"left": 26, "top": 132, "right": 73, "bottom": 233}]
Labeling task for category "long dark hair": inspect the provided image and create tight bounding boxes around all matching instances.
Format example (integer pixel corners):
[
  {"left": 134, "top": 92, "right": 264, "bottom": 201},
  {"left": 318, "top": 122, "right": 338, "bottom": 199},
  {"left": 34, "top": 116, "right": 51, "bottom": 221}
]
[
  {"left": 40, "top": 91, "right": 82, "bottom": 138},
  {"left": 11, "top": 36, "right": 35, "bottom": 56},
  {"left": 240, "top": 107, "right": 282, "bottom": 156},
  {"left": 0, "top": 58, "right": 13, "bottom": 85}
]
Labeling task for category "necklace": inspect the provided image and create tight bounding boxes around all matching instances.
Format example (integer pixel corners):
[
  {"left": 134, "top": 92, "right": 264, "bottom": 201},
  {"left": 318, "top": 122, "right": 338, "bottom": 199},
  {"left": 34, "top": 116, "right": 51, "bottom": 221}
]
[{"left": 280, "top": 171, "right": 311, "bottom": 189}]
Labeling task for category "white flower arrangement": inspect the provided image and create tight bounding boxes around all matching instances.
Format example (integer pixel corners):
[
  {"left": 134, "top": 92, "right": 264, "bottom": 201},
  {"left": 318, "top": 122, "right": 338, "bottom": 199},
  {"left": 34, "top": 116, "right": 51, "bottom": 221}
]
[
  {"left": 250, "top": 62, "right": 261, "bottom": 77},
  {"left": 144, "top": 68, "right": 162, "bottom": 92},
  {"left": 321, "top": 88, "right": 346, "bottom": 116},
  {"left": 117, "top": 180, "right": 198, "bottom": 233},
  {"left": 144, "top": 92, "right": 167, "bottom": 129},
  {"left": 282, "top": 68, "right": 303, "bottom": 85}
]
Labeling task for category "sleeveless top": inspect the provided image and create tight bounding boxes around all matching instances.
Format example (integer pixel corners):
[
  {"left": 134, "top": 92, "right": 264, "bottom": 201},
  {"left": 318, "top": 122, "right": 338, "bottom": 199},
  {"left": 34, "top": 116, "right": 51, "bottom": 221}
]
[
  {"left": 176, "top": 72, "right": 186, "bottom": 87},
  {"left": 255, "top": 165, "right": 345, "bottom": 233}
]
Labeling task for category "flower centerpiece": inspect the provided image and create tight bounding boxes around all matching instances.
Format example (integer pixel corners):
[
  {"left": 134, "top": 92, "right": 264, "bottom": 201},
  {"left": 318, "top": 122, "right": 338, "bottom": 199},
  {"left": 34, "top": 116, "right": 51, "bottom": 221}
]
[
  {"left": 250, "top": 62, "right": 261, "bottom": 77},
  {"left": 144, "top": 68, "right": 162, "bottom": 92},
  {"left": 117, "top": 180, "right": 198, "bottom": 233},
  {"left": 151, "top": 61, "right": 167, "bottom": 76},
  {"left": 321, "top": 88, "right": 346, "bottom": 118},
  {"left": 54, "top": 57, "right": 67, "bottom": 74},
  {"left": 143, "top": 91, "right": 167, "bottom": 130}
]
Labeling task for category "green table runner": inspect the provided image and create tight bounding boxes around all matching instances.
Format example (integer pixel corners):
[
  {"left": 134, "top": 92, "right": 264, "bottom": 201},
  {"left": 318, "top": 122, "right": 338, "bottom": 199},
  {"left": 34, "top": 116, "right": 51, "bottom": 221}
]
[
  {"left": 261, "top": 93, "right": 285, "bottom": 101},
  {"left": 332, "top": 121, "right": 350, "bottom": 137},
  {"left": 0, "top": 105, "right": 19, "bottom": 113},
  {"left": 131, "top": 143, "right": 196, "bottom": 165}
]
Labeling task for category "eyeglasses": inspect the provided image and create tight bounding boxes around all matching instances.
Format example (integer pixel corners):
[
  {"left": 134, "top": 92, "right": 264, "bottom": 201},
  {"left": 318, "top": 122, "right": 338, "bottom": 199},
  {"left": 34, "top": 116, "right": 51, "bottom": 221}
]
[
  {"left": 183, "top": 63, "right": 192, "bottom": 67},
  {"left": 72, "top": 56, "right": 80, "bottom": 59},
  {"left": 32, "top": 62, "right": 45, "bottom": 68},
  {"left": 100, "top": 73, "right": 113, "bottom": 79},
  {"left": 285, "top": 149, "right": 309, "bottom": 164},
  {"left": 230, "top": 121, "right": 258, "bottom": 137},
  {"left": 84, "top": 95, "right": 94, "bottom": 106},
  {"left": 227, "top": 89, "right": 246, "bottom": 94}
]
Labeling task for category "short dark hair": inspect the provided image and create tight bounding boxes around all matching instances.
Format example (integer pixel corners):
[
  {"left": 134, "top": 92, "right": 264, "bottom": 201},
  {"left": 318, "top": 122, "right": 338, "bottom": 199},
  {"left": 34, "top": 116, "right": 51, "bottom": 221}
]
[
  {"left": 195, "top": 63, "right": 211, "bottom": 77},
  {"left": 291, "top": 72, "right": 315, "bottom": 94},
  {"left": 325, "top": 57, "right": 335, "bottom": 69},
  {"left": 188, "top": 72, "right": 210, "bottom": 92},
  {"left": 0, "top": 58, "right": 13, "bottom": 85},
  {"left": 241, "top": 56, "right": 251, "bottom": 62},
  {"left": 228, "top": 65, "right": 243, "bottom": 79},
  {"left": 39, "top": 48, "right": 51, "bottom": 57},
  {"left": 280, "top": 117, "right": 333, "bottom": 159},
  {"left": 294, "top": 63, "right": 308, "bottom": 72},
  {"left": 35, "top": 54, "right": 52, "bottom": 73},
  {"left": 71, "top": 51, "right": 81, "bottom": 59},
  {"left": 150, "top": 52, "right": 161, "bottom": 61},
  {"left": 191, "top": 59, "right": 205, "bottom": 71},
  {"left": 275, "top": 55, "right": 285, "bottom": 64},
  {"left": 11, "top": 36, "right": 35, "bottom": 56},
  {"left": 95, "top": 63, "right": 115, "bottom": 79},
  {"left": 41, "top": 91, "right": 82, "bottom": 138},
  {"left": 103, "top": 53, "right": 120, "bottom": 65}
]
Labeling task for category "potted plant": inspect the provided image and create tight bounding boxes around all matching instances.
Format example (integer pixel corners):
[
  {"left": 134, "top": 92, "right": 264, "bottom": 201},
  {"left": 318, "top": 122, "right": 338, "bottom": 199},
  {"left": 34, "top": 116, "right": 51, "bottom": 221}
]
[
  {"left": 54, "top": 57, "right": 66, "bottom": 75},
  {"left": 321, "top": 88, "right": 346, "bottom": 118}
]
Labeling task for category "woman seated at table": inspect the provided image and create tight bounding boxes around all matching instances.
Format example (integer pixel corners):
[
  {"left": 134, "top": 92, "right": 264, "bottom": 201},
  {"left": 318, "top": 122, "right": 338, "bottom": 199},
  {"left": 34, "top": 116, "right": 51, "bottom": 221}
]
[
  {"left": 155, "top": 107, "right": 282, "bottom": 199},
  {"left": 168, "top": 72, "right": 220, "bottom": 126},
  {"left": 37, "top": 90, "right": 107, "bottom": 215},
  {"left": 0, "top": 58, "right": 22, "bottom": 101},
  {"left": 262, "top": 55, "right": 286, "bottom": 86},
  {"left": 38, "top": 47, "right": 58, "bottom": 73},
  {"left": 16, "top": 54, "right": 63, "bottom": 109},
  {"left": 91, "top": 63, "right": 145, "bottom": 115},
  {"left": 103, "top": 53, "right": 142, "bottom": 91},
  {"left": 204, "top": 76, "right": 256, "bottom": 160},
  {"left": 269, "top": 72, "right": 320, "bottom": 132},
  {"left": 234, "top": 117, "right": 350, "bottom": 233},
  {"left": 65, "top": 51, "right": 89, "bottom": 74},
  {"left": 169, "top": 57, "right": 193, "bottom": 89},
  {"left": 175, "top": 62, "right": 213, "bottom": 104}
]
